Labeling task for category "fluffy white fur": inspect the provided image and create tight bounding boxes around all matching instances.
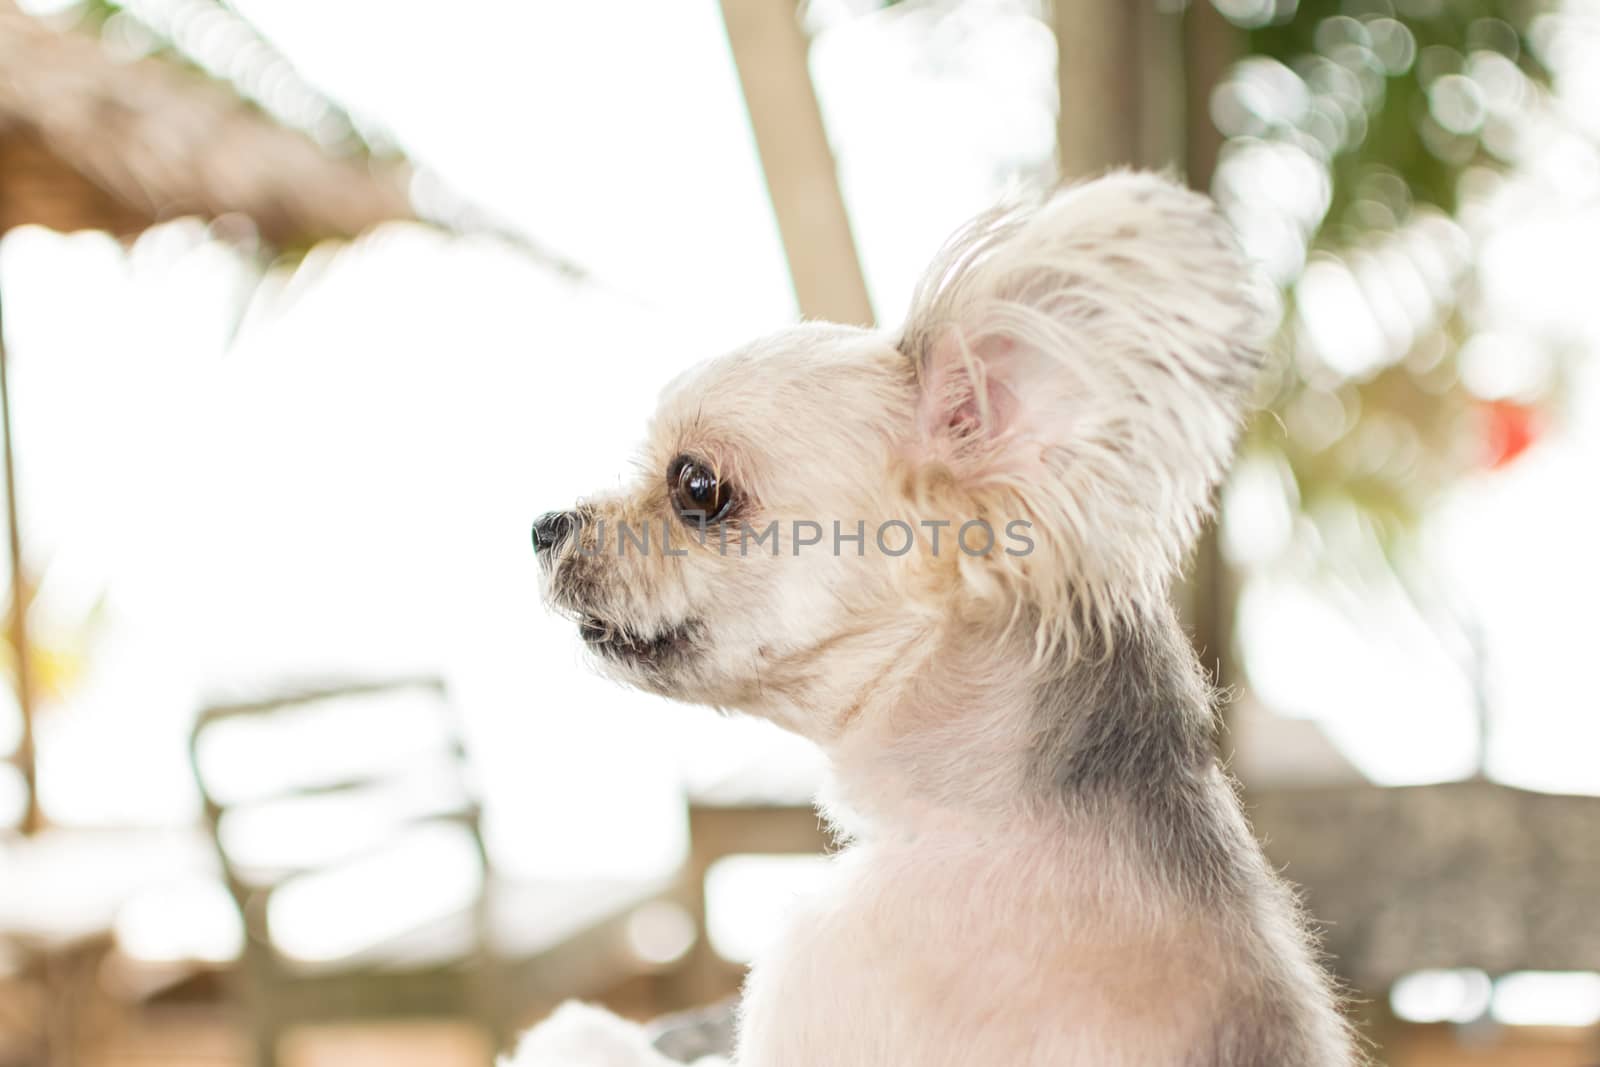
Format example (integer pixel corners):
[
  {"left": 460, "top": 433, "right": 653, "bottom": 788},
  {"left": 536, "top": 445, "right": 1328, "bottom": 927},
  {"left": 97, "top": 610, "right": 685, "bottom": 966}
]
[
  {"left": 522, "top": 173, "right": 1356, "bottom": 1067},
  {"left": 897, "top": 178, "right": 1268, "bottom": 651}
]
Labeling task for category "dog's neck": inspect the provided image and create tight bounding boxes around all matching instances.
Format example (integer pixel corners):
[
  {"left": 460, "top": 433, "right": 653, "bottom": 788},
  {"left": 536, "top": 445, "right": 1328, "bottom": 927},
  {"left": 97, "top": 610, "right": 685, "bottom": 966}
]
[
  {"left": 824, "top": 600, "right": 1242, "bottom": 903},
  {"left": 1027, "top": 603, "right": 1219, "bottom": 806}
]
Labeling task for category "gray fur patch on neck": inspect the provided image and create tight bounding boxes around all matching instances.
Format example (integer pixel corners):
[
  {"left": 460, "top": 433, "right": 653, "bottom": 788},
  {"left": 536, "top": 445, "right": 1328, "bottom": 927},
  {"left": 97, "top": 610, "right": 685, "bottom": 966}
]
[
  {"left": 1024, "top": 605, "right": 1358, "bottom": 1064},
  {"left": 1028, "top": 603, "right": 1253, "bottom": 905}
]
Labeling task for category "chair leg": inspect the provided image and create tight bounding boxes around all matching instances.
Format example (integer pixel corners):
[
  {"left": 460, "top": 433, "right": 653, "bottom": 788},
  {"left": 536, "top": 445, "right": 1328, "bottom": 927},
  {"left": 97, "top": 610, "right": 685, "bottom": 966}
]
[
  {"left": 676, "top": 853, "right": 739, "bottom": 1007},
  {"left": 250, "top": 1018, "right": 279, "bottom": 1067}
]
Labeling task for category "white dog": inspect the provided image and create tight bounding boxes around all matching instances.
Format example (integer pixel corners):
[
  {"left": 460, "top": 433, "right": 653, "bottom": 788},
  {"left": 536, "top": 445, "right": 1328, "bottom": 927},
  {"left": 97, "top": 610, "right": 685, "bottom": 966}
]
[{"left": 522, "top": 173, "right": 1357, "bottom": 1066}]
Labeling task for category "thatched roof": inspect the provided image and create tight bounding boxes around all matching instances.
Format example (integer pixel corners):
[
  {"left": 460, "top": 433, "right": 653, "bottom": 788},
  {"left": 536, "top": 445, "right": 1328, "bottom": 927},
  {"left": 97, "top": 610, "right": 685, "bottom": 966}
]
[{"left": 0, "top": 0, "right": 412, "bottom": 245}]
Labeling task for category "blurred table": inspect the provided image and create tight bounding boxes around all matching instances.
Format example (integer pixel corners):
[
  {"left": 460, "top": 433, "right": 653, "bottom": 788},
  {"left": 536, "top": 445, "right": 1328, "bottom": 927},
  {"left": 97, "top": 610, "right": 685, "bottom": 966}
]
[
  {"left": 675, "top": 740, "right": 832, "bottom": 1006},
  {"left": 0, "top": 828, "right": 215, "bottom": 946},
  {"left": 1249, "top": 780, "right": 1600, "bottom": 989},
  {"left": 0, "top": 827, "right": 216, "bottom": 1066}
]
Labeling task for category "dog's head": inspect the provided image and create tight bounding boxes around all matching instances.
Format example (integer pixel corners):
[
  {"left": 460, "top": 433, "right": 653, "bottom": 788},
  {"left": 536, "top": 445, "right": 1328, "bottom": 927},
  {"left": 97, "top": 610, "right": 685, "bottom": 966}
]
[{"left": 534, "top": 173, "right": 1267, "bottom": 744}]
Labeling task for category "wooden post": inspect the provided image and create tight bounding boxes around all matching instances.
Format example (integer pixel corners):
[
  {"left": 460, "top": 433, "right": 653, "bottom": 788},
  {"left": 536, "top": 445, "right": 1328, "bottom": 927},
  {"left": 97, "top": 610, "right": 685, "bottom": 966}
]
[
  {"left": 1183, "top": 0, "right": 1237, "bottom": 195},
  {"left": 0, "top": 283, "right": 41, "bottom": 834},
  {"left": 717, "top": 0, "right": 873, "bottom": 326},
  {"left": 1056, "top": 0, "right": 1188, "bottom": 178},
  {"left": 1056, "top": 0, "right": 1142, "bottom": 176},
  {"left": 1055, "top": 0, "right": 1242, "bottom": 706},
  {"left": 1181, "top": 1, "right": 1244, "bottom": 715}
]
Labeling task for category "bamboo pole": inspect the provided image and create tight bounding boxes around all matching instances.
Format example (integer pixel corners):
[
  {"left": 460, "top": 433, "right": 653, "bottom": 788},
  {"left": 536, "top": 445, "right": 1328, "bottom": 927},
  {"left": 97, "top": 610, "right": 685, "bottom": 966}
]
[
  {"left": 0, "top": 284, "right": 40, "bottom": 834},
  {"left": 717, "top": 0, "right": 873, "bottom": 326}
]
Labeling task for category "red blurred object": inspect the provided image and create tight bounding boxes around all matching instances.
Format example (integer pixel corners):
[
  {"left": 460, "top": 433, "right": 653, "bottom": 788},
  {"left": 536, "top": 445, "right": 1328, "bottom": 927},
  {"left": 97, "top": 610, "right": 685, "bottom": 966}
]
[{"left": 1480, "top": 399, "right": 1541, "bottom": 470}]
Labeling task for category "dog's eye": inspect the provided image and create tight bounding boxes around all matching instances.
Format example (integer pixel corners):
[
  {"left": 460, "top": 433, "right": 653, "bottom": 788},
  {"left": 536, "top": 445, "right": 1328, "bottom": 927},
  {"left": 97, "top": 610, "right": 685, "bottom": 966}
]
[{"left": 668, "top": 455, "right": 732, "bottom": 524}]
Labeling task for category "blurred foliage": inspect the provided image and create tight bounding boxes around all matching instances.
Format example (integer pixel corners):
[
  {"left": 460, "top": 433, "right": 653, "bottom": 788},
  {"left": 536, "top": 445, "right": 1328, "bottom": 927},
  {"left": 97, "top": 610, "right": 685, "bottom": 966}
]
[
  {"left": 1246, "top": 0, "right": 1550, "bottom": 220},
  {"left": 1208, "top": 0, "right": 1574, "bottom": 549}
]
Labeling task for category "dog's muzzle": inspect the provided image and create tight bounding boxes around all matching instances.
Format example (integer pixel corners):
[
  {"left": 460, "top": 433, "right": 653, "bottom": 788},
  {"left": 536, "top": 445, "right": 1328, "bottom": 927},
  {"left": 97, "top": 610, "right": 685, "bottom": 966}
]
[{"left": 532, "top": 509, "right": 580, "bottom": 556}]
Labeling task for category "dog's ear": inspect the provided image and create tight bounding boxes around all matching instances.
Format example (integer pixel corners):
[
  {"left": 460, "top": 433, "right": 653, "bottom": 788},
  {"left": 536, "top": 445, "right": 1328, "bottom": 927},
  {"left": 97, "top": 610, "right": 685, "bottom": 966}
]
[{"left": 897, "top": 171, "right": 1269, "bottom": 634}]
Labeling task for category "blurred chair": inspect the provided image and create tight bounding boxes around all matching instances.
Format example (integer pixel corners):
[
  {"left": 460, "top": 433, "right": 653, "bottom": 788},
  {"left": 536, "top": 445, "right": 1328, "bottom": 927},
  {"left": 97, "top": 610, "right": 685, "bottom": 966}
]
[
  {"left": 677, "top": 799, "right": 832, "bottom": 1004},
  {"left": 190, "top": 677, "right": 676, "bottom": 1067}
]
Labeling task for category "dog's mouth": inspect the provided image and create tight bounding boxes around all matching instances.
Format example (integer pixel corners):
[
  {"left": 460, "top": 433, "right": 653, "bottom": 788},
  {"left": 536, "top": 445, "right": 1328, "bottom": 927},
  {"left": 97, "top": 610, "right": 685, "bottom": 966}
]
[{"left": 578, "top": 615, "right": 698, "bottom": 664}]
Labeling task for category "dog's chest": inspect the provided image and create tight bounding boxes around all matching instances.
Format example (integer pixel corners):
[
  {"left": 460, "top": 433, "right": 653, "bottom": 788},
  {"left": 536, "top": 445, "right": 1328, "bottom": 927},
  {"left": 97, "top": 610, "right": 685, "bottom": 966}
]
[{"left": 734, "top": 842, "right": 1219, "bottom": 1067}]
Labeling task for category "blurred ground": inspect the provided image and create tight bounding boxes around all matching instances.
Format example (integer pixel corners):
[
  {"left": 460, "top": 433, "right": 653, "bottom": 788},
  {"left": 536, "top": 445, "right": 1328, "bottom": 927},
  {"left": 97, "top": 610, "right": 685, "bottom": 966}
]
[{"left": 41, "top": 1006, "right": 1600, "bottom": 1067}]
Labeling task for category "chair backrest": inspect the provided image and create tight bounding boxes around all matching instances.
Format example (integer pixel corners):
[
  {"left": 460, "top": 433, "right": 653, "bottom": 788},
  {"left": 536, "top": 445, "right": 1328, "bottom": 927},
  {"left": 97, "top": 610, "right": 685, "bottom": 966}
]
[{"left": 189, "top": 677, "right": 492, "bottom": 972}]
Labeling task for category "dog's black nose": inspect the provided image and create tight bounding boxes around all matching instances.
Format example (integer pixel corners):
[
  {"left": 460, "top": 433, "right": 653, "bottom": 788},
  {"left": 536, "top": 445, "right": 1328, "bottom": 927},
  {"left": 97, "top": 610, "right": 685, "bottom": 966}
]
[{"left": 532, "top": 510, "right": 579, "bottom": 554}]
